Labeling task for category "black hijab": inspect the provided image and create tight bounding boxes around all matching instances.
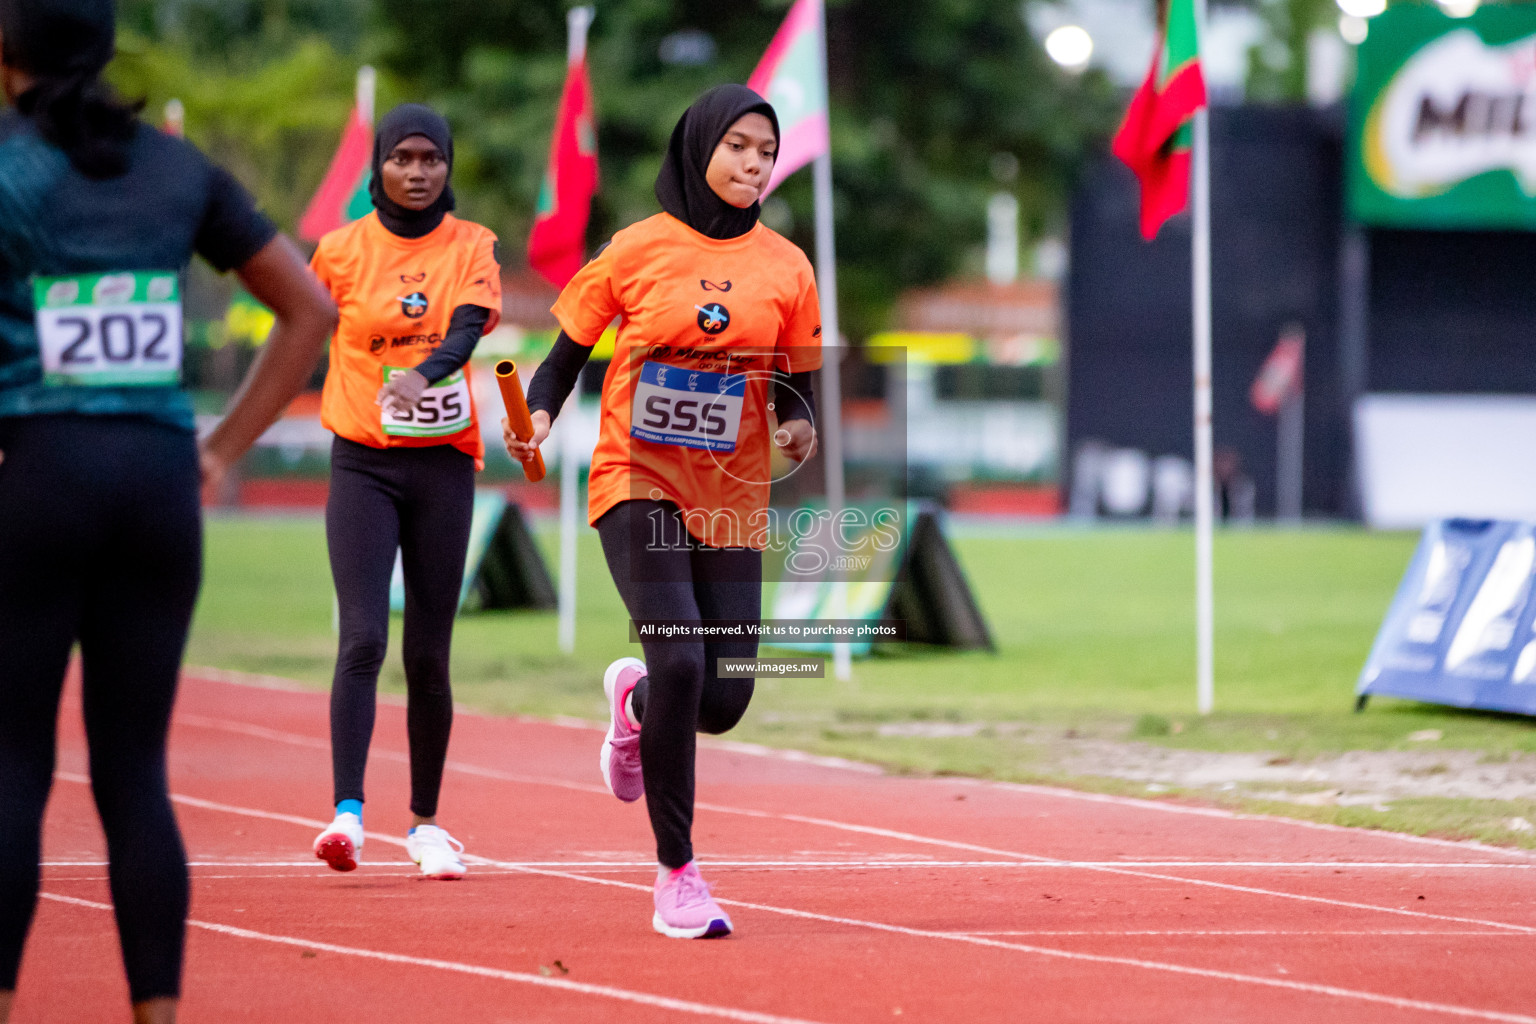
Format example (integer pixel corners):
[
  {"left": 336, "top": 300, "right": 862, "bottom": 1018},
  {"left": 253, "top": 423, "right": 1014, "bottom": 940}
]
[
  {"left": 0, "top": 0, "right": 115, "bottom": 79},
  {"left": 654, "top": 84, "right": 779, "bottom": 241},
  {"left": 370, "top": 103, "right": 456, "bottom": 239}
]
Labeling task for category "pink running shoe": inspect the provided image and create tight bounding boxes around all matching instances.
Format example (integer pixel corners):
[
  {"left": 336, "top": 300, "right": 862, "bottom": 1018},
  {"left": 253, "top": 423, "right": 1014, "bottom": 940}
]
[
  {"left": 600, "top": 657, "right": 646, "bottom": 802},
  {"left": 653, "top": 862, "right": 733, "bottom": 939}
]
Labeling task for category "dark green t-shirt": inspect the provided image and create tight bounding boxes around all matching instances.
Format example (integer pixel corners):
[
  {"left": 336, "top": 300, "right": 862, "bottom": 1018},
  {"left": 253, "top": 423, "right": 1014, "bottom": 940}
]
[{"left": 0, "top": 110, "right": 276, "bottom": 431}]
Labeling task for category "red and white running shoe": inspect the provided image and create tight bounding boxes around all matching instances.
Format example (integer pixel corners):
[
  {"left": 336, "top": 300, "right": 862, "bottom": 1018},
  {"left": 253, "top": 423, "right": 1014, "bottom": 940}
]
[{"left": 313, "top": 812, "right": 363, "bottom": 872}]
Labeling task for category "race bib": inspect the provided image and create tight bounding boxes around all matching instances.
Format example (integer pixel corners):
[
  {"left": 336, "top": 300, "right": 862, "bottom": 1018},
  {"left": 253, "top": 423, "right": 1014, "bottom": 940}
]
[
  {"left": 33, "top": 271, "right": 182, "bottom": 387},
  {"left": 630, "top": 361, "right": 746, "bottom": 452},
  {"left": 381, "top": 366, "right": 472, "bottom": 438}
]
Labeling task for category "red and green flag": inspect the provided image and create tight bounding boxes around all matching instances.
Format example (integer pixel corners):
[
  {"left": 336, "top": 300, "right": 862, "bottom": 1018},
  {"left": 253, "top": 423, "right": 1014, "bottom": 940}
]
[
  {"left": 1112, "top": 0, "right": 1206, "bottom": 240},
  {"left": 528, "top": 58, "right": 599, "bottom": 288},
  {"left": 747, "top": 0, "right": 829, "bottom": 198},
  {"left": 298, "top": 106, "right": 373, "bottom": 242}
]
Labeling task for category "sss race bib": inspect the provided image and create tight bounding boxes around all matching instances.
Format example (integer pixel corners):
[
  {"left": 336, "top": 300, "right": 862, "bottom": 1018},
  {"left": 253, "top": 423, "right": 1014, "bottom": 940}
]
[
  {"left": 630, "top": 361, "right": 746, "bottom": 452},
  {"left": 381, "top": 366, "right": 472, "bottom": 438},
  {"left": 33, "top": 271, "right": 183, "bottom": 387}
]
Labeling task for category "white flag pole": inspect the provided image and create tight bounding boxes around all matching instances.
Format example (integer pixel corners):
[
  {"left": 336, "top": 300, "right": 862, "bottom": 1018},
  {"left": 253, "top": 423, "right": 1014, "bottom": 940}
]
[
  {"left": 356, "top": 65, "right": 376, "bottom": 125},
  {"left": 556, "top": 6, "right": 594, "bottom": 656},
  {"left": 1191, "top": 0, "right": 1215, "bottom": 715},
  {"left": 567, "top": 6, "right": 593, "bottom": 63},
  {"left": 809, "top": 0, "right": 851, "bottom": 683}
]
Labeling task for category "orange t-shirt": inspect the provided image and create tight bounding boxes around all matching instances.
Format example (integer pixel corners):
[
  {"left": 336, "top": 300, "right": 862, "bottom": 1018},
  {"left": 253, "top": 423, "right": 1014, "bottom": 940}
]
[
  {"left": 312, "top": 211, "right": 502, "bottom": 466},
  {"left": 552, "top": 213, "right": 822, "bottom": 548}
]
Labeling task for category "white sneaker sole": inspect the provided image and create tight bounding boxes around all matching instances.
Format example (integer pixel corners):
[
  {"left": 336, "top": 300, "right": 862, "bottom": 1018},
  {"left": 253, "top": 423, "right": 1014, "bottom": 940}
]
[
  {"left": 601, "top": 658, "right": 646, "bottom": 802},
  {"left": 652, "top": 911, "right": 733, "bottom": 939},
  {"left": 416, "top": 861, "right": 466, "bottom": 881},
  {"left": 314, "top": 833, "right": 359, "bottom": 872}
]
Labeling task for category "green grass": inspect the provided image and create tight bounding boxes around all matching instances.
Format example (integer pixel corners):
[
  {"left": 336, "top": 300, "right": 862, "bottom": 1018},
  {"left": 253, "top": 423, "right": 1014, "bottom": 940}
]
[{"left": 188, "top": 514, "right": 1536, "bottom": 847}]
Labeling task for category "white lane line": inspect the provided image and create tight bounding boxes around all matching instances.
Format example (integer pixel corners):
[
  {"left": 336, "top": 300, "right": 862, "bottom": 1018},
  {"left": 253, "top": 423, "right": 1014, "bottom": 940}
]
[
  {"left": 42, "top": 783, "right": 1536, "bottom": 1022},
  {"left": 174, "top": 713, "right": 612, "bottom": 798},
  {"left": 181, "top": 669, "right": 1536, "bottom": 862},
  {"left": 960, "top": 930, "right": 1530, "bottom": 937},
  {"left": 51, "top": 770, "right": 1536, "bottom": 936},
  {"left": 39, "top": 858, "right": 1536, "bottom": 871},
  {"left": 439, "top": 863, "right": 1536, "bottom": 1024},
  {"left": 37, "top": 892, "right": 829, "bottom": 1024},
  {"left": 171, "top": 709, "right": 1536, "bottom": 868}
]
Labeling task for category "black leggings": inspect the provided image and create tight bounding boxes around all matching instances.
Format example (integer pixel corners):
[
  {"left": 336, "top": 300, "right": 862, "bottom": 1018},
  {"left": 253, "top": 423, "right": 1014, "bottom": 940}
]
[
  {"left": 0, "top": 415, "right": 200, "bottom": 1003},
  {"left": 326, "top": 436, "right": 474, "bottom": 819},
  {"left": 596, "top": 500, "right": 761, "bottom": 868}
]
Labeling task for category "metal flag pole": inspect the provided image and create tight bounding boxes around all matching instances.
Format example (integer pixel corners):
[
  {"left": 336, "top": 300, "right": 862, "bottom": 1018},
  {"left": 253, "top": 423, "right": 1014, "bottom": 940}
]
[
  {"left": 1191, "top": 0, "right": 1215, "bottom": 715},
  {"left": 356, "top": 65, "right": 376, "bottom": 126},
  {"left": 556, "top": 6, "right": 593, "bottom": 656},
  {"left": 810, "top": 0, "right": 851, "bottom": 682},
  {"left": 1276, "top": 328, "right": 1305, "bottom": 524}
]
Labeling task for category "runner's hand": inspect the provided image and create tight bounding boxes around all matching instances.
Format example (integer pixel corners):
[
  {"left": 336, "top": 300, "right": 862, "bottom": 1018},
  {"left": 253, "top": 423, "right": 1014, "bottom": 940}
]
[
  {"left": 376, "top": 369, "right": 428, "bottom": 417},
  {"left": 505, "top": 409, "right": 551, "bottom": 463},
  {"left": 198, "top": 442, "right": 232, "bottom": 505},
  {"left": 774, "top": 418, "right": 817, "bottom": 463}
]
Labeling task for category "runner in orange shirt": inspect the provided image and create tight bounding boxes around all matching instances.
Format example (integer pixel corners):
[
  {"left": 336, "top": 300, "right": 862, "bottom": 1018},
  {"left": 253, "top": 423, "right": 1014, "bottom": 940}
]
[
  {"left": 308, "top": 104, "right": 501, "bottom": 880},
  {"left": 507, "top": 85, "right": 821, "bottom": 938}
]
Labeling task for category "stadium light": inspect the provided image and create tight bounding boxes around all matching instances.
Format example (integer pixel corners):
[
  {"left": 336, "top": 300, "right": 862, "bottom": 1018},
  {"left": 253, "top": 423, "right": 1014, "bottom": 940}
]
[
  {"left": 1339, "top": 14, "right": 1368, "bottom": 44},
  {"left": 1045, "top": 25, "right": 1094, "bottom": 71},
  {"left": 1336, "top": 0, "right": 1386, "bottom": 19}
]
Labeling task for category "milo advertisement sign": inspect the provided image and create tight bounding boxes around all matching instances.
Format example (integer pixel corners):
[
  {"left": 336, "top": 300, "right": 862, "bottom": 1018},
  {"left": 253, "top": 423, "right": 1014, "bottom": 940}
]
[{"left": 1351, "top": 5, "right": 1536, "bottom": 228}]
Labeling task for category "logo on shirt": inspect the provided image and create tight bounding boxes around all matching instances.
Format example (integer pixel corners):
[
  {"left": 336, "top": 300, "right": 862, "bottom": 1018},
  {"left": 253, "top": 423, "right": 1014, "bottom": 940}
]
[
  {"left": 399, "top": 291, "right": 429, "bottom": 319},
  {"left": 369, "top": 334, "right": 387, "bottom": 355},
  {"left": 700, "top": 279, "right": 732, "bottom": 292},
  {"left": 399, "top": 272, "right": 426, "bottom": 284},
  {"left": 695, "top": 302, "right": 730, "bottom": 335}
]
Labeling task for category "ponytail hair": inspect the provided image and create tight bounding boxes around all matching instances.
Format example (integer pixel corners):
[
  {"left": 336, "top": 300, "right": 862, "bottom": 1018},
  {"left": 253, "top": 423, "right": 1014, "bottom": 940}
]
[{"left": 13, "top": 69, "right": 142, "bottom": 179}]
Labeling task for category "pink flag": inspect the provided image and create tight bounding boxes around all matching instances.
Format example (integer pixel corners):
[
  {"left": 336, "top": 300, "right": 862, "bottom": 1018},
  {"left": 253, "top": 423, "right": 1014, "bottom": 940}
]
[
  {"left": 1250, "top": 327, "right": 1305, "bottom": 415},
  {"left": 299, "top": 107, "right": 373, "bottom": 242},
  {"left": 529, "top": 59, "right": 599, "bottom": 289},
  {"left": 747, "top": 0, "right": 829, "bottom": 198}
]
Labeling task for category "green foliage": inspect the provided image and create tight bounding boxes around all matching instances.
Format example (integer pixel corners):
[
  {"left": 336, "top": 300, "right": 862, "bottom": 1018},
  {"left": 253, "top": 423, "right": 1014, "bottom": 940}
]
[{"left": 103, "top": 0, "right": 1119, "bottom": 337}]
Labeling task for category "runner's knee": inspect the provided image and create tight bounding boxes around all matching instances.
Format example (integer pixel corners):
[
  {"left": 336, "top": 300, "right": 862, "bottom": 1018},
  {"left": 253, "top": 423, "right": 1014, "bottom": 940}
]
[{"left": 698, "top": 680, "right": 754, "bottom": 734}]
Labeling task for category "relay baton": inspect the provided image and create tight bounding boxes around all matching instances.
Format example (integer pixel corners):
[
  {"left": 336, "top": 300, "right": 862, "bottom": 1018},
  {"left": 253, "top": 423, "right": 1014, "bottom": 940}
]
[{"left": 494, "top": 360, "right": 546, "bottom": 483}]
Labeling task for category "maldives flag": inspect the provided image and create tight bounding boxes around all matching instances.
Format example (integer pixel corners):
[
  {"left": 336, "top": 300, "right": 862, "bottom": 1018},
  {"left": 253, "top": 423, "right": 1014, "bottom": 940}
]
[
  {"left": 747, "top": 0, "right": 829, "bottom": 198},
  {"left": 298, "top": 106, "right": 373, "bottom": 242},
  {"left": 1111, "top": 0, "right": 1206, "bottom": 241},
  {"left": 528, "top": 59, "right": 599, "bottom": 289}
]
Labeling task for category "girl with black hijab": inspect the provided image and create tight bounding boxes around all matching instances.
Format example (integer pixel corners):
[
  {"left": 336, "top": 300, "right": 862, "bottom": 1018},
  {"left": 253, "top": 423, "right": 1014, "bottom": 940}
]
[
  {"left": 507, "top": 84, "right": 823, "bottom": 938},
  {"left": 0, "top": 0, "right": 337, "bottom": 1019},
  {"left": 308, "top": 103, "right": 502, "bottom": 880}
]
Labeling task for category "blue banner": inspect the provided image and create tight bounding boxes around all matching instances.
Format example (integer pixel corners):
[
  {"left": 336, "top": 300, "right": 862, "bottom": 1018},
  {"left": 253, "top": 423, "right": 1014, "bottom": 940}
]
[{"left": 1359, "top": 519, "right": 1536, "bottom": 715}]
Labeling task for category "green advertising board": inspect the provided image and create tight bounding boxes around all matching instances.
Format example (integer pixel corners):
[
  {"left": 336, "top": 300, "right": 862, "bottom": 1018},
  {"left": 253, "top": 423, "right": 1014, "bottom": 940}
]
[{"left": 1351, "top": 4, "right": 1536, "bottom": 228}]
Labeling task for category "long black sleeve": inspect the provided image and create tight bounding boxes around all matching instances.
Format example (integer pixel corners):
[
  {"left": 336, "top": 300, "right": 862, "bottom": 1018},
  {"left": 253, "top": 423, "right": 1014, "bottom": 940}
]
[
  {"left": 526, "top": 331, "right": 593, "bottom": 421},
  {"left": 413, "top": 304, "right": 491, "bottom": 384},
  {"left": 774, "top": 369, "right": 817, "bottom": 426}
]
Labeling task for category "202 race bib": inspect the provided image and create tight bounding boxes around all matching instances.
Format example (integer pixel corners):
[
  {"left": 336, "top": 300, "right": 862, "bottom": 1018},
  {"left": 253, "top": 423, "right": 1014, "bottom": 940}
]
[
  {"left": 381, "top": 366, "right": 472, "bottom": 438},
  {"left": 630, "top": 361, "right": 746, "bottom": 452},
  {"left": 33, "top": 271, "right": 183, "bottom": 387}
]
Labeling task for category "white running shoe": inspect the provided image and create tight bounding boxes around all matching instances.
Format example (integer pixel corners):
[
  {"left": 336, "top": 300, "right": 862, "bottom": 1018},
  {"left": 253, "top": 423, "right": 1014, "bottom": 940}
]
[
  {"left": 313, "top": 812, "right": 364, "bottom": 872},
  {"left": 405, "top": 825, "right": 467, "bottom": 880}
]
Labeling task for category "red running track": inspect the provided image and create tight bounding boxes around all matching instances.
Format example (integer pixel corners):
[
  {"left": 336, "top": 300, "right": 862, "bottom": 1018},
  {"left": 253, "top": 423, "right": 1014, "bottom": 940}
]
[{"left": 18, "top": 669, "right": 1536, "bottom": 1023}]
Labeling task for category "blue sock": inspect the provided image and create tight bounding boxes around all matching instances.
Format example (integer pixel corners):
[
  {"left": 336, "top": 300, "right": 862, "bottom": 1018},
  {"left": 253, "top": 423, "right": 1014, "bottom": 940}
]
[{"left": 336, "top": 799, "right": 362, "bottom": 820}]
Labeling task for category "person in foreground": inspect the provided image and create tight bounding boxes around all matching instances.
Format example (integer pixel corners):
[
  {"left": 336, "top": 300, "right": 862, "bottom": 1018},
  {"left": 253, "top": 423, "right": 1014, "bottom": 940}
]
[
  {"left": 308, "top": 103, "right": 502, "bottom": 880},
  {"left": 0, "top": 1, "right": 336, "bottom": 1021},
  {"left": 506, "top": 84, "right": 821, "bottom": 938}
]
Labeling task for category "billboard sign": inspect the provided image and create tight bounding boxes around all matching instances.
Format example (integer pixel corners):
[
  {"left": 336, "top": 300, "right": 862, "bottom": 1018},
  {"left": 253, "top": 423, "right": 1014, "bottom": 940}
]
[
  {"left": 1359, "top": 519, "right": 1536, "bottom": 717},
  {"left": 1351, "top": 5, "right": 1536, "bottom": 228}
]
